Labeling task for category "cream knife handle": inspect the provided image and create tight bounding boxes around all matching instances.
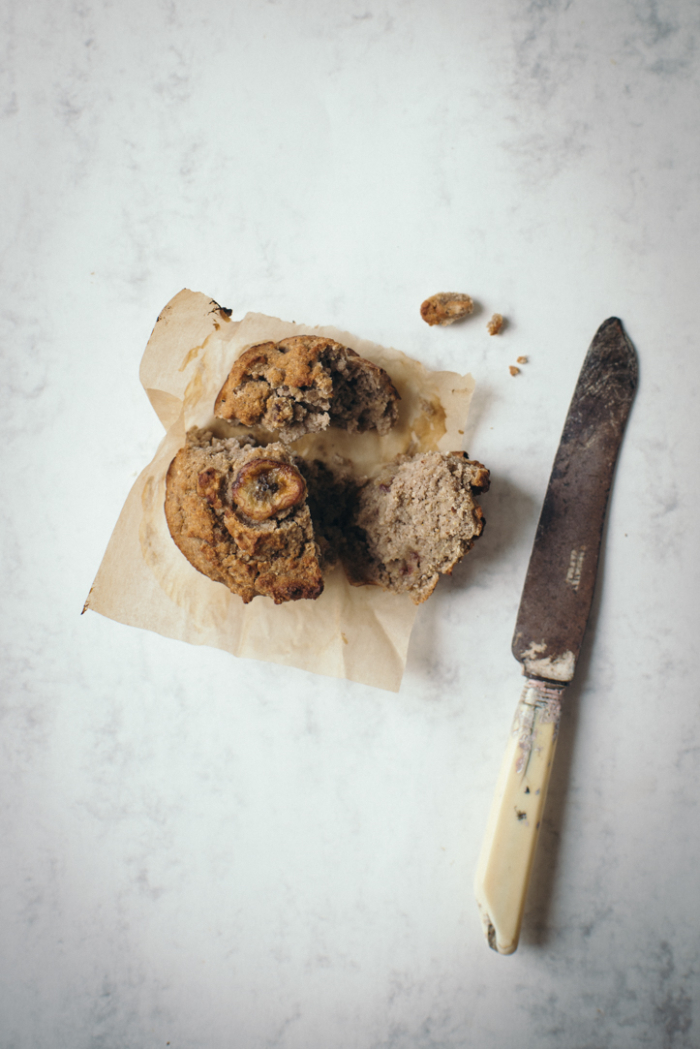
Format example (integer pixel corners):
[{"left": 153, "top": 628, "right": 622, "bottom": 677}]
[{"left": 474, "top": 678, "right": 565, "bottom": 954}]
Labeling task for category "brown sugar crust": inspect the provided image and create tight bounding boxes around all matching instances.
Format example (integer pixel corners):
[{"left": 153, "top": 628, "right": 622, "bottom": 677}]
[
  {"left": 342, "top": 451, "right": 489, "bottom": 604},
  {"left": 214, "top": 336, "right": 400, "bottom": 442},
  {"left": 164, "top": 430, "right": 324, "bottom": 604}
]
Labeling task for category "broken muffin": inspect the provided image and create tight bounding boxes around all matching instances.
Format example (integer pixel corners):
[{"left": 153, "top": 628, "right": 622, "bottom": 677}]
[
  {"left": 214, "top": 336, "right": 400, "bottom": 443},
  {"left": 341, "top": 451, "right": 489, "bottom": 604},
  {"left": 164, "top": 429, "right": 324, "bottom": 604}
]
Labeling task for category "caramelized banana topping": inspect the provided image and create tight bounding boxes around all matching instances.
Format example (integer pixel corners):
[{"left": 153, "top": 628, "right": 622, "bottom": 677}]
[{"left": 231, "top": 458, "right": 306, "bottom": 521}]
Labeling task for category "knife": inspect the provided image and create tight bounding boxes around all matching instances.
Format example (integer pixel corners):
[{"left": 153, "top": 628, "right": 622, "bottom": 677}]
[{"left": 474, "top": 317, "right": 638, "bottom": 955}]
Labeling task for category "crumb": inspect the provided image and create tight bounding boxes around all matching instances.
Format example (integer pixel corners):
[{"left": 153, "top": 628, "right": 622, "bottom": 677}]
[
  {"left": 509, "top": 365, "right": 520, "bottom": 376},
  {"left": 487, "top": 313, "right": 504, "bottom": 335},
  {"left": 420, "top": 293, "right": 474, "bottom": 326},
  {"left": 517, "top": 355, "right": 528, "bottom": 364}
]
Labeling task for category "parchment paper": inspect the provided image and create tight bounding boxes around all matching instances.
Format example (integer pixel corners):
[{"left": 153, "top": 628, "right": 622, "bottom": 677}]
[{"left": 85, "top": 289, "right": 475, "bottom": 691}]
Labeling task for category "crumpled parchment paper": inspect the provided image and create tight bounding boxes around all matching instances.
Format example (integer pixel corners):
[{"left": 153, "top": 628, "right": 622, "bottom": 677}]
[{"left": 84, "top": 289, "right": 475, "bottom": 692}]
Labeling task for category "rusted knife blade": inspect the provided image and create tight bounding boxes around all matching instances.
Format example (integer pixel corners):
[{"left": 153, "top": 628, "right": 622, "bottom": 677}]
[
  {"left": 474, "top": 318, "right": 638, "bottom": 954},
  {"left": 512, "top": 316, "right": 638, "bottom": 681}
]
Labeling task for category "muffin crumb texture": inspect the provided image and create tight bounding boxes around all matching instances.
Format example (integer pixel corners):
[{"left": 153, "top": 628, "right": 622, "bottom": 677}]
[
  {"left": 487, "top": 313, "right": 504, "bottom": 335},
  {"left": 341, "top": 451, "right": 489, "bottom": 604}
]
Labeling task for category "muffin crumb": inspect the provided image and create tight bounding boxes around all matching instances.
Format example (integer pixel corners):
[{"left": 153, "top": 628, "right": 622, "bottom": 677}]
[
  {"left": 487, "top": 313, "right": 504, "bottom": 335},
  {"left": 420, "top": 293, "right": 474, "bottom": 326}
]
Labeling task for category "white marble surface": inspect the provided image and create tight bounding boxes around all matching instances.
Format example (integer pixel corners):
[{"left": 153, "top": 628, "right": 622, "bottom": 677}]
[{"left": 2, "top": 1, "right": 699, "bottom": 1046}]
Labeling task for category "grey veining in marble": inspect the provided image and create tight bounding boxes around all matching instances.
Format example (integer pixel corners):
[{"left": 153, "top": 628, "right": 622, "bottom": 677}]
[{"left": 1, "top": 1, "right": 699, "bottom": 1047}]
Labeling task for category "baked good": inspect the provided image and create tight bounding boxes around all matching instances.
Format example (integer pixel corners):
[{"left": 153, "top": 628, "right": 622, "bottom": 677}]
[
  {"left": 164, "top": 430, "right": 323, "bottom": 604},
  {"left": 341, "top": 451, "right": 489, "bottom": 604},
  {"left": 214, "top": 336, "right": 400, "bottom": 442},
  {"left": 487, "top": 313, "right": 504, "bottom": 335},
  {"left": 165, "top": 433, "right": 489, "bottom": 607},
  {"left": 420, "top": 293, "right": 474, "bottom": 326}
]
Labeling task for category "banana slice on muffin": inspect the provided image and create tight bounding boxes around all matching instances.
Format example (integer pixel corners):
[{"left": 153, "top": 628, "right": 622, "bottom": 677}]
[{"left": 214, "top": 336, "right": 400, "bottom": 443}]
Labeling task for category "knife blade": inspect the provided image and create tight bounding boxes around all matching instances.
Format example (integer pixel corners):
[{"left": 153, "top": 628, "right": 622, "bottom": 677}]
[{"left": 474, "top": 317, "right": 638, "bottom": 954}]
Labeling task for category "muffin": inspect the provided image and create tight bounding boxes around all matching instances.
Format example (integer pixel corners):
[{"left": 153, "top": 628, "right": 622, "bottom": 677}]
[
  {"left": 164, "top": 429, "right": 324, "bottom": 604},
  {"left": 214, "top": 335, "right": 400, "bottom": 442},
  {"left": 342, "top": 451, "right": 489, "bottom": 604}
]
